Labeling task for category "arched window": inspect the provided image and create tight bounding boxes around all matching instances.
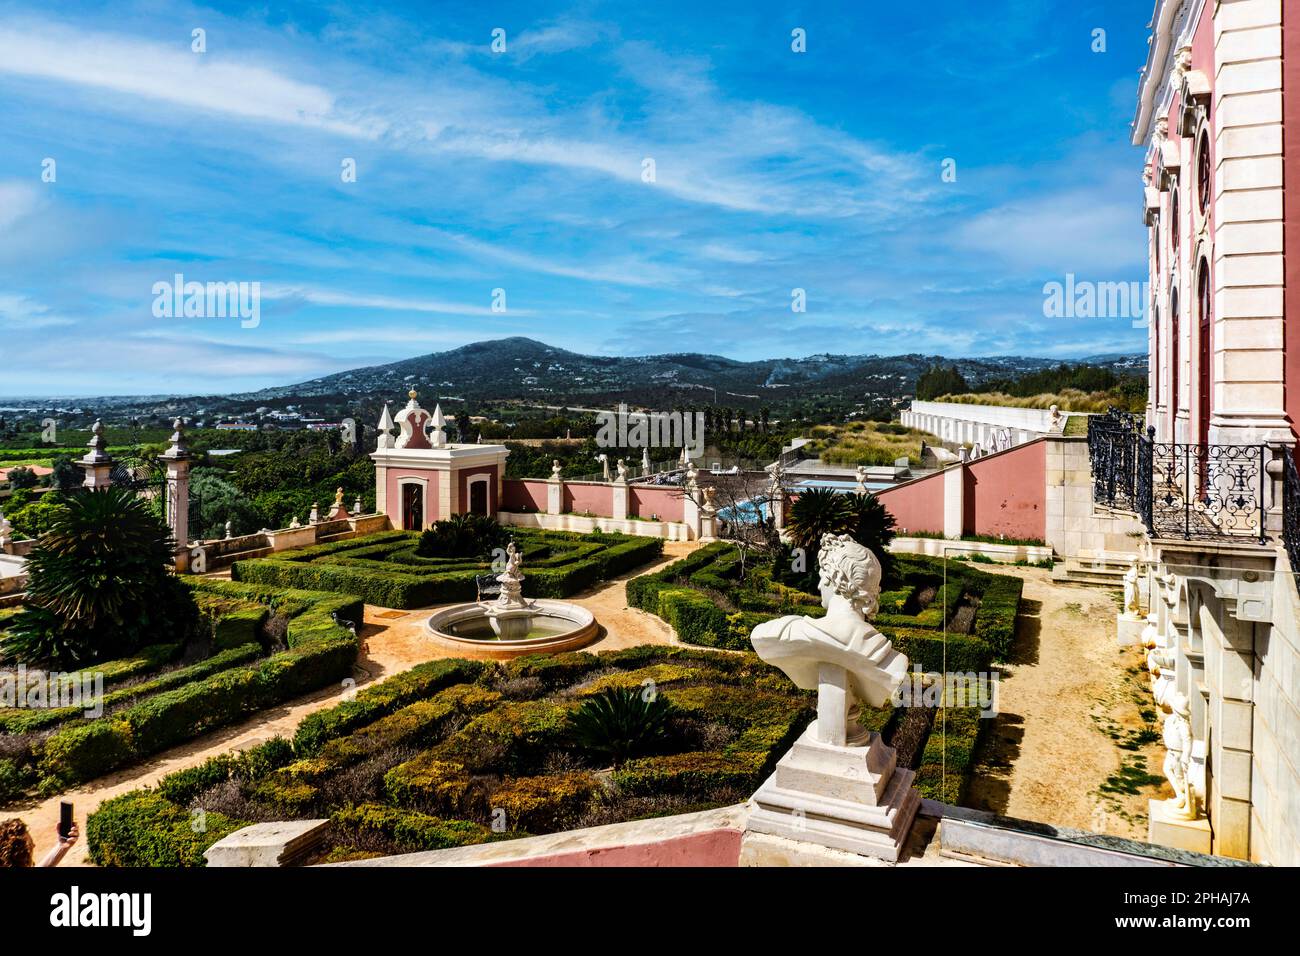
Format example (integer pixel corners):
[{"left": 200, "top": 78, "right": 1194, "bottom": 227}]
[
  {"left": 1171, "top": 191, "right": 1181, "bottom": 259},
  {"left": 1198, "top": 259, "right": 1212, "bottom": 450},
  {"left": 1197, "top": 132, "right": 1211, "bottom": 217},
  {"left": 1170, "top": 287, "right": 1180, "bottom": 421}
]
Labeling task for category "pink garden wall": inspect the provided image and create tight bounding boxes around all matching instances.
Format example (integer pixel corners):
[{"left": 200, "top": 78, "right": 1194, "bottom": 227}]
[
  {"left": 962, "top": 441, "right": 1046, "bottom": 540},
  {"left": 502, "top": 479, "right": 548, "bottom": 512},
  {"left": 631, "top": 486, "right": 684, "bottom": 522},
  {"left": 875, "top": 470, "right": 946, "bottom": 536}
]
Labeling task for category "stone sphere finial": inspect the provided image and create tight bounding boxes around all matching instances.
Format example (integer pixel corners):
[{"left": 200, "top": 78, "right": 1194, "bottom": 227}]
[{"left": 408, "top": 389, "right": 418, "bottom": 400}]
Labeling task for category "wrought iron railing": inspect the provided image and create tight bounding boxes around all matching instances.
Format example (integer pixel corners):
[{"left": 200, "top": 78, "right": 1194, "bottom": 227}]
[
  {"left": 1087, "top": 413, "right": 1268, "bottom": 544},
  {"left": 1283, "top": 451, "right": 1300, "bottom": 572},
  {"left": 1088, "top": 408, "right": 1143, "bottom": 511}
]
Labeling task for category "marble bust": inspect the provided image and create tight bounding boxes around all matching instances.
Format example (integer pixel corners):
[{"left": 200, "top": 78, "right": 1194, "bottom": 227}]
[{"left": 750, "top": 533, "right": 908, "bottom": 745}]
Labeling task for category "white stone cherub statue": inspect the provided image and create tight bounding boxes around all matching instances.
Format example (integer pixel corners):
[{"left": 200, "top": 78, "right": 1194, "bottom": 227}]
[
  {"left": 1123, "top": 557, "right": 1141, "bottom": 618},
  {"left": 1161, "top": 693, "right": 1199, "bottom": 821},
  {"left": 750, "top": 534, "right": 908, "bottom": 747},
  {"left": 615, "top": 458, "right": 628, "bottom": 482}
]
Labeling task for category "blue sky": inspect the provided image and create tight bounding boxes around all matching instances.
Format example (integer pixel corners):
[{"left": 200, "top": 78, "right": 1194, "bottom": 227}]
[{"left": 0, "top": 0, "right": 1149, "bottom": 396}]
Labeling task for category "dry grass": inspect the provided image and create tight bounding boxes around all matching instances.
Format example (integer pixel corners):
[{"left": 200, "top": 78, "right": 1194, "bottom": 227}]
[
  {"left": 803, "top": 421, "right": 940, "bottom": 467},
  {"left": 935, "top": 389, "right": 1128, "bottom": 413}
]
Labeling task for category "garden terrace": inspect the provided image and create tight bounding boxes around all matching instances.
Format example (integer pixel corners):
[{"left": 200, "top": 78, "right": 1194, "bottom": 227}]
[
  {"left": 627, "top": 545, "right": 1022, "bottom": 674},
  {"left": 0, "top": 579, "right": 362, "bottom": 799},
  {"left": 87, "top": 645, "right": 816, "bottom": 865},
  {"left": 231, "top": 529, "right": 664, "bottom": 609}
]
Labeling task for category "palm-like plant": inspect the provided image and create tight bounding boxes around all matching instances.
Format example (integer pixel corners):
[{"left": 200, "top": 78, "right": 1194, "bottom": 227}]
[
  {"left": 1, "top": 487, "right": 197, "bottom": 667},
  {"left": 567, "top": 686, "right": 674, "bottom": 768},
  {"left": 843, "top": 492, "right": 897, "bottom": 564},
  {"left": 785, "top": 487, "right": 853, "bottom": 551}
]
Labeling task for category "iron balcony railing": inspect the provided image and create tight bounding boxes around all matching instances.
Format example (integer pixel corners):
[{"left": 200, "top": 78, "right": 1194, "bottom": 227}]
[
  {"left": 1283, "top": 452, "right": 1300, "bottom": 573},
  {"left": 1088, "top": 410, "right": 1269, "bottom": 545}
]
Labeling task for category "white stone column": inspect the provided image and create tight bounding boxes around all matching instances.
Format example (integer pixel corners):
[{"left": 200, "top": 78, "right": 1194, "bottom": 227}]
[
  {"left": 942, "top": 464, "right": 964, "bottom": 539},
  {"left": 1212, "top": 0, "right": 1291, "bottom": 444},
  {"left": 159, "top": 419, "right": 192, "bottom": 572},
  {"left": 611, "top": 475, "right": 629, "bottom": 521},
  {"left": 546, "top": 475, "right": 563, "bottom": 516}
]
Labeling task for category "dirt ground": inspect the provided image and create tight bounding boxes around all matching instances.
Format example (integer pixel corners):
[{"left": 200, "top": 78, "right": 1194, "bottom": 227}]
[
  {"left": 1, "top": 541, "right": 697, "bottom": 867},
  {"left": 963, "top": 567, "right": 1170, "bottom": 838}
]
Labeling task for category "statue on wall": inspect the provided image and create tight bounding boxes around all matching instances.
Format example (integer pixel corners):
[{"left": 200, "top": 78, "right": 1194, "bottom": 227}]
[
  {"left": 750, "top": 534, "right": 908, "bottom": 745},
  {"left": 1161, "top": 693, "right": 1199, "bottom": 821},
  {"left": 1123, "top": 557, "right": 1142, "bottom": 618}
]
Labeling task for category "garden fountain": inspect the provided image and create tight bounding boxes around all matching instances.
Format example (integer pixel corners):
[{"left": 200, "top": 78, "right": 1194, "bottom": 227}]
[{"left": 424, "top": 542, "right": 599, "bottom": 658}]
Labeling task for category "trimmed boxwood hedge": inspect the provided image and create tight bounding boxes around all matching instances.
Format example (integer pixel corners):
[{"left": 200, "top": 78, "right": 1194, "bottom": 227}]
[
  {"left": 33, "top": 581, "right": 362, "bottom": 792},
  {"left": 88, "top": 644, "right": 817, "bottom": 864},
  {"left": 913, "top": 707, "right": 985, "bottom": 804},
  {"left": 232, "top": 529, "right": 663, "bottom": 608}
]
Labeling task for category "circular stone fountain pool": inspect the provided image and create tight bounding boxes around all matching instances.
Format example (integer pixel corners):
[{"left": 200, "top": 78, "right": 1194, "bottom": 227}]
[
  {"left": 423, "top": 542, "right": 599, "bottom": 659},
  {"left": 425, "top": 599, "right": 599, "bottom": 659}
]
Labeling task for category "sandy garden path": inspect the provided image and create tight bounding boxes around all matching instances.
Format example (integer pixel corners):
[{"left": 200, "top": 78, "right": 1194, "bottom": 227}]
[
  {"left": 2, "top": 541, "right": 699, "bottom": 866},
  {"left": 963, "top": 567, "right": 1169, "bottom": 839}
]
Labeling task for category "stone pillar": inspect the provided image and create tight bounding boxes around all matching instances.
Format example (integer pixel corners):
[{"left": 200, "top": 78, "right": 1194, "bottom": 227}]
[
  {"left": 1200, "top": 601, "right": 1254, "bottom": 859},
  {"left": 611, "top": 475, "right": 629, "bottom": 521},
  {"left": 942, "top": 464, "right": 964, "bottom": 539},
  {"left": 547, "top": 462, "right": 563, "bottom": 516},
  {"left": 1211, "top": 0, "right": 1291, "bottom": 445},
  {"left": 159, "top": 419, "right": 192, "bottom": 573},
  {"left": 77, "top": 420, "right": 114, "bottom": 489}
]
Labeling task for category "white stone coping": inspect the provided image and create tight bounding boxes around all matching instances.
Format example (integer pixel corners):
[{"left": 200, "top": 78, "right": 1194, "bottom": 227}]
[
  {"left": 890, "top": 537, "right": 1052, "bottom": 564},
  {"left": 323, "top": 805, "right": 748, "bottom": 867},
  {"left": 204, "top": 819, "right": 331, "bottom": 867}
]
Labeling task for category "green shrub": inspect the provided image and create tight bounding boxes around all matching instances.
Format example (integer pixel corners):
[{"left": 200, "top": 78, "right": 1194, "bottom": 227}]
[
  {"left": 416, "top": 513, "right": 507, "bottom": 558},
  {"left": 331, "top": 803, "right": 494, "bottom": 852},
  {"left": 294, "top": 658, "right": 489, "bottom": 756},
  {"left": 613, "top": 750, "right": 766, "bottom": 796},
  {"left": 913, "top": 707, "right": 985, "bottom": 803},
  {"left": 492, "top": 771, "right": 602, "bottom": 832},
  {"left": 86, "top": 790, "right": 248, "bottom": 867},
  {"left": 974, "top": 575, "right": 1023, "bottom": 660},
  {"left": 567, "top": 686, "right": 674, "bottom": 767}
]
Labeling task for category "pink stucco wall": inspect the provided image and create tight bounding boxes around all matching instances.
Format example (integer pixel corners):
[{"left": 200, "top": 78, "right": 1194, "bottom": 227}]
[
  {"left": 962, "top": 441, "right": 1046, "bottom": 540},
  {"left": 502, "top": 478, "right": 548, "bottom": 512},
  {"left": 385, "top": 468, "right": 439, "bottom": 527},
  {"left": 631, "top": 485, "right": 684, "bottom": 522},
  {"left": 564, "top": 481, "right": 614, "bottom": 516},
  {"left": 875, "top": 470, "right": 945, "bottom": 536},
  {"left": 456, "top": 464, "right": 499, "bottom": 515}
]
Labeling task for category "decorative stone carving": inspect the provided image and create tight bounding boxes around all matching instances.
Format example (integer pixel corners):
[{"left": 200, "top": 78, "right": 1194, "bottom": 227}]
[
  {"left": 429, "top": 404, "right": 447, "bottom": 449},
  {"left": 595, "top": 453, "right": 610, "bottom": 481},
  {"left": 328, "top": 487, "right": 348, "bottom": 520},
  {"left": 309, "top": 502, "right": 320, "bottom": 524},
  {"left": 375, "top": 403, "right": 395, "bottom": 450},
  {"left": 78, "top": 420, "right": 114, "bottom": 489},
  {"left": 615, "top": 458, "right": 628, "bottom": 482},
  {"left": 641, "top": 447, "right": 651, "bottom": 474},
  {"left": 395, "top": 391, "right": 431, "bottom": 450},
  {"left": 484, "top": 542, "right": 537, "bottom": 639},
  {"left": 353, "top": 496, "right": 363, "bottom": 515},
  {"left": 224, "top": 520, "right": 233, "bottom": 540},
  {"left": 0, "top": 509, "right": 11, "bottom": 550},
  {"left": 854, "top": 465, "right": 867, "bottom": 493},
  {"left": 746, "top": 534, "right": 919, "bottom": 860},
  {"left": 1160, "top": 693, "right": 1199, "bottom": 821},
  {"left": 1049, "top": 404, "right": 1063, "bottom": 432},
  {"left": 1123, "top": 558, "right": 1142, "bottom": 618},
  {"left": 289, "top": 515, "right": 302, "bottom": 529},
  {"left": 551, "top": 459, "right": 562, "bottom": 480}
]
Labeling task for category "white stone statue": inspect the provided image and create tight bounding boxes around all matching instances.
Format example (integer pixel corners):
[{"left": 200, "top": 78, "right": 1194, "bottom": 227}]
[
  {"left": 615, "top": 458, "right": 628, "bottom": 482},
  {"left": 0, "top": 509, "right": 11, "bottom": 550},
  {"left": 309, "top": 502, "right": 320, "bottom": 524},
  {"left": 353, "top": 496, "right": 363, "bottom": 515},
  {"left": 224, "top": 520, "right": 233, "bottom": 540},
  {"left": 1049, "top": 404, "right": 1063, "bottom": 432},
  {"left": 641, "top": 447, "right": 652, "bottom": 474},
  {"left": 551, "top": 459, "right": 563, "bottom": 480},
  {"left": 1123, "top": 557, "right": 1141, "bottom": 618},
  {"left": 750, "top": 534, "right": 908, "bottom": 746},
  {"left": 854, "top": 465, "right": 868, "bottom": 493},
  {"left": 1161, "top": 693, "right": 1199, "bottom": 821},
  {"left": 289, "top": 515, "right": 302, "bottom": 529},
  {"left": 746, "top": 533, "right": 921, "bottom": 859},
  {"left": 595, "top": 453, "right": 610, "bottom": 481}
]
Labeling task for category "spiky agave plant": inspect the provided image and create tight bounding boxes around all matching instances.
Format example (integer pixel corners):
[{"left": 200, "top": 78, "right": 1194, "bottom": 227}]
[
  {"left": 1, "top": 486, "right": 197, "bottom": 667},
  {"left": 567, "top": 686, "right": 675, "bottom": 768}
]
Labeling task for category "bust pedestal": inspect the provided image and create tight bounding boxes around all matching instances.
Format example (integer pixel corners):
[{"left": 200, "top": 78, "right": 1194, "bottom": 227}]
[{"left": 746, "top": 663, "right": 920, "bottom": 862}]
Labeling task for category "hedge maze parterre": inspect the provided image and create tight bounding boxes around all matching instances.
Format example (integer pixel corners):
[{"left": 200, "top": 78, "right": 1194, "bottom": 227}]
[
  {"left": 0, "top": 579, "right": 362, "bottom": 799},
  {"left": 627, "top": 544, "right": 1024, "bottom": 804},
  {"left": 230, "top": 529, "right": 664, "bottom": 609},
  {"left": 87, "top": 645, "right": 816, "bottom": 866}
]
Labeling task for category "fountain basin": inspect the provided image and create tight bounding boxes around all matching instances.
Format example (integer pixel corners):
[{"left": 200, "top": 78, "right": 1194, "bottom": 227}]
[{"left": 425, "top": 599, "right": 599, "bottom": 659}]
